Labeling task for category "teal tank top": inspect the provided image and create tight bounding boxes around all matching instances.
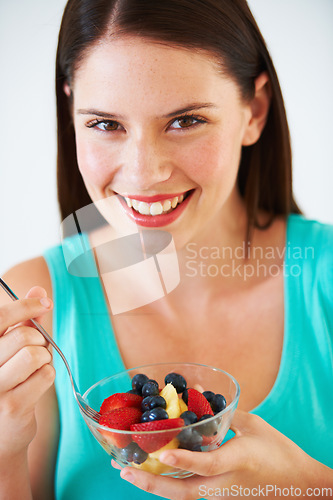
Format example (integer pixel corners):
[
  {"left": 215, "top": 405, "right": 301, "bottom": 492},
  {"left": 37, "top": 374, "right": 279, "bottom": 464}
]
[{"left": 43, "top": 214, "right": 333, "bottom": 499}]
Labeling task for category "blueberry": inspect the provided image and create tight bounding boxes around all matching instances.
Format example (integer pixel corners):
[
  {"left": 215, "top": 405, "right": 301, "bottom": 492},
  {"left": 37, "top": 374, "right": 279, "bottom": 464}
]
[
  {"left": 131, "top": 373, "right": 149, "bottom": 393},
  {"left": 119, "top": 442, "right": 148, "bottom": 464},
  {"left": 141, "top": 410, "right": 151, "bottom": 423},
  {"left": 148, "top": 407, "right": 169, "bottom": 421},
  {"left": 202, "top": 390, "right": 215, "bottom": 403},
  {"left": 180, "top": 411, "right": 197, "bottom": 426},
  {"left": 211, "top": 394, "right": 227, "bottom": 414},
  {"left": 142, "top": 395, "right": 166, "bottom": 412},
  {"left": 142, "top": 381, "right": 159, "bottom": 398},
  {"left": 132, "top": 446, "right": 148, "bottom": 465},
  {"left": 182, "top": 388, "right": 188, "bottom": 405},
  {"left": 164, "top": 373, "right": 187, "bottom": 393},
  {"left": 149, "top": 379, "right": 159, "bottom": 388},
  {"left": 197, "top": 414, "right": 219, "bottom": 436},
  {"left": 119, "top": 442, "right": 138, "bottom": 462},
  {"left": 149, "top": 395, "right": 166, "bottom": 410},
  {"left": 178, "top": 428, "right": 203, "bottom": 451},
  {"left": 141, "top": 396, "right": 153, "bottom": 412}
]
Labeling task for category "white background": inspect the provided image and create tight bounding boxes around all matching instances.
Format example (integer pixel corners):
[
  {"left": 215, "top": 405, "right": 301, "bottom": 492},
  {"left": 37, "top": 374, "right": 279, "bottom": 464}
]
[{"left": 1, "top": 0, "right": 332, "bottom": 275}]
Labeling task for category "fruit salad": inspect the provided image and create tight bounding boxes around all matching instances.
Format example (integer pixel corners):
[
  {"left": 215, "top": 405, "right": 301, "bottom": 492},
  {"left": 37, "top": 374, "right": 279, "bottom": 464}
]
[{"left": 98, "top": 372, "right": 227, "bottom": 475}]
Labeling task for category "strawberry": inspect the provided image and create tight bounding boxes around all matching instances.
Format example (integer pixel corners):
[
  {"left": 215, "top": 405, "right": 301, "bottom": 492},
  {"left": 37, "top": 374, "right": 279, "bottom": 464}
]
[
  {"left": 187, "top": 388, "right": 214, "bottom": 420},
  {"left": 100, "top": 392, "right": 143, "bottom": 414},
  {"left": 130, "top": 418, "right": 185, "bottom": 453},
  {"left": 99, "top": 407, "right": 142, "bottom": 448}
]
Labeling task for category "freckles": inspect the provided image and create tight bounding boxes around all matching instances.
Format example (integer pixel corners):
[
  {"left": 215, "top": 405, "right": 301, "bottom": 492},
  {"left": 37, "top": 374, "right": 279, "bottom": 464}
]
[
  {"left": 76, "top": 140, "right": 114, "bottom": 186},
  {"left": 182, "top": 140, "right": 228, "bottom": 182}
]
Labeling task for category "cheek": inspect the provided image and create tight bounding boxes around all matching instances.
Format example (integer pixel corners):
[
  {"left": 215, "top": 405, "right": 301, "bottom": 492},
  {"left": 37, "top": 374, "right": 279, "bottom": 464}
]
[
  {"left": 76, "top": 137, "right": 114, "bottom": 187},
  {"left": 176, "top": 132, "right": 241, "bottom": 186}
]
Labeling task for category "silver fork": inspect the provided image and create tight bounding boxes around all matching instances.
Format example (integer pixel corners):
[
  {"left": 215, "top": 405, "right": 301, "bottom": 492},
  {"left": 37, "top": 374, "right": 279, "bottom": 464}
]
[{"left": 0, "top": 277, "right": 100, "bottom": 423}]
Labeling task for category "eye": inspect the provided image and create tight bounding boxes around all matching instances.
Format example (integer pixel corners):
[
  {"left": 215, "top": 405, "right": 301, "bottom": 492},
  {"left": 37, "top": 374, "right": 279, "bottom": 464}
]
[
  {"left": 169, "top": 115, "right": 206, "bottom": 130},
  {"left": 86, "top": 119, "right": 121, "bottom": 131}
]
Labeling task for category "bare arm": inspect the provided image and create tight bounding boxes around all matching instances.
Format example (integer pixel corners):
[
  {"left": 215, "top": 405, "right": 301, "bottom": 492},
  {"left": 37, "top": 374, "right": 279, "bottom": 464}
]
[{"left": 0, "top": 257, "right": 59, "bottom": 500}]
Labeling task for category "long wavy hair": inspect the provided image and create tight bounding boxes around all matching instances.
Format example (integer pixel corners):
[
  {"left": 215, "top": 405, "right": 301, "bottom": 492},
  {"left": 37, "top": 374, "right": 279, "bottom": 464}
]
[{"left": 55, "top": 0, "right": 301, "bottom": 234}]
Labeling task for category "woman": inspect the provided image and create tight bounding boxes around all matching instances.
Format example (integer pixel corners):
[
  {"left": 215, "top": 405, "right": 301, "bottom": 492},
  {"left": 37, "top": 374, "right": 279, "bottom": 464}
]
[{"left": 0, "top": 0, "right": 332, "bottom": 498}]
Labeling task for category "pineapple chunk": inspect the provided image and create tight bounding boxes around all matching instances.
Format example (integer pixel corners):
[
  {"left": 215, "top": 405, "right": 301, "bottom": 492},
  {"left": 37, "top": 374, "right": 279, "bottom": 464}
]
[
  {"left": 178, "top": 397, "right": 188, "bottom": 414},
  {"left": 133, "top": 438, "right": 179, "bottom": 475},
  {"left": 160, "top": 383, "right": 181, "bottom": 418},
  {"left": 150, "top": 437, "right": 179, "bottom": 459},
  {"left": 133, "top": 456, "right": 171, "bottom": 475}
]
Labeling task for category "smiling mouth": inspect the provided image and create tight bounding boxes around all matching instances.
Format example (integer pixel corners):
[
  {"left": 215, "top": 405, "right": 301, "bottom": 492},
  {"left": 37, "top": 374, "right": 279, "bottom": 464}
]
[{"left": 119, "top": 190, "right": 193, "bottom": 216}]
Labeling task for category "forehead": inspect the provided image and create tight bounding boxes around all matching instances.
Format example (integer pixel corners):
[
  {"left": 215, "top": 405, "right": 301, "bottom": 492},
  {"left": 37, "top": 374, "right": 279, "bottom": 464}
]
[{"left": 72, "top": 37, "right": 240, "bottom": 111}]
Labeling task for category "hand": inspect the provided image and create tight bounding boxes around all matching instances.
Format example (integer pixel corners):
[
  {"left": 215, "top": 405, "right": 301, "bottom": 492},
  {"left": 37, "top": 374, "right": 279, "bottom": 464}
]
[
  {"left": 114, "top": 410, "right": 330, "bottom": 499},
  {"left": 0, "top": 287, "right": 55, "bottom": 459}
]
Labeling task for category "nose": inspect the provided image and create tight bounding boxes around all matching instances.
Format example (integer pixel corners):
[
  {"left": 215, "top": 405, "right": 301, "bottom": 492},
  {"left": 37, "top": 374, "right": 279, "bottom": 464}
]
[{"left": 118, "top": 135, "right": 173, "bottom": 191}]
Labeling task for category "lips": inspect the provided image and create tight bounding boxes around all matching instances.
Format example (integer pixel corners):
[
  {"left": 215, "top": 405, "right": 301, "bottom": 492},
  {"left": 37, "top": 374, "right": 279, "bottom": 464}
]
[
  {"left": 121, "top": 192, "right": 187, "bottom": 203},
  {"left": 117, "top": 190, "right": 194, "bottom": 227}
]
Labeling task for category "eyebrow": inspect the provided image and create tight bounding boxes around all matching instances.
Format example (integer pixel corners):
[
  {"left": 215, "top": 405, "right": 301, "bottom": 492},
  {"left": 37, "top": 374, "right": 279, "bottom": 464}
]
[
  {"left": 77, "top": 109, "right": 125, "bottom": 120},
  {"left": 163, "top": 103, "right": 217, "bottom": 118},
  {"left": 77, "top": 103, "right": 217, "bottom": 120}
]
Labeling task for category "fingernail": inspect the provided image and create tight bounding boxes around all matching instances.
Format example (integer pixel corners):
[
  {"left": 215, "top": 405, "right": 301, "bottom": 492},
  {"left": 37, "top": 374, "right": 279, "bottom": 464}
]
[
  {"left": 121, "top": 471, "right": 135, "bottom": 484},
  {"left": 40, "top": 297, "right": 52, "bottom": 309},
  {"left": 159, "top": 452, "right": 176, "bottom": 465}
]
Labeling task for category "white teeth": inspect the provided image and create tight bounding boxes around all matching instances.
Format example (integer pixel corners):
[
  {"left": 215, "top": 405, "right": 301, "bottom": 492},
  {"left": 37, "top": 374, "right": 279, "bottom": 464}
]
[
  {"left": 163, "top": 199, "right": 172, "bottom": 211},
  {"left": 132, "top": 199, "right": 140, "bottom": 210},
  {"left": 171, "top": 197, "right": 178, "bottom": 209},
  {"left": 124, "top": 192, "right": 188, "bottom": 216},
  {"left": 138, "top": 201, "right": 150, "bottom": 215},
  {"left": 150, "top": 202, "right": 163, "bottom": 216}
]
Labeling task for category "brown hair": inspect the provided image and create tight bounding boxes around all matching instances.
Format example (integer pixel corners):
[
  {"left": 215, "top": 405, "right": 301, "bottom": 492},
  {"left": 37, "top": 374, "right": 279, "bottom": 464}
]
[{"left": 56, "top": 0, "right": 301, "bottom": 231}]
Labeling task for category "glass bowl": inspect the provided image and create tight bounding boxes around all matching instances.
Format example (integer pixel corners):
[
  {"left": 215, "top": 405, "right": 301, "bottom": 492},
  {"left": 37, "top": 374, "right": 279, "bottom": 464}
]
[{"left": 82, "top": 362, "right": 240, "bottom": 478}]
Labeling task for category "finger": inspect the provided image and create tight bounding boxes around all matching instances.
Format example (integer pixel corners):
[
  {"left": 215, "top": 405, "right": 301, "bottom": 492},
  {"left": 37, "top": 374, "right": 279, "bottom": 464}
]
[
  {"left": 120, "top": 466, "right": 204, "bottom": 500},
  {"left": 159, "top": 433, "right": 250, "bottom": 477},
  {"left": 157, "top": 411, "right": 256, "bottom": 478},
  {"left": 119, "top": 466, "right": 230, "bottom": 500},
  {"left": 23, "top": 287, "right": 51, "bottom": 326},
  {"left": 0, "top": 345, "right": 52, "bottom": 392},
  {"left": 25, "top": 286, "right": 48, "bottom": 300},
  {"left": 230, "top": 410, "right": 263, "bottom": 437},
  {"left": 10, "top": 363, "right": 56, "bottom": 412},
  {"left": 0, "top": 325, "right": 48, "bottom": 366},
  {"left": 0, "top": 297, "right": 53, "bottom": 336},
  {"left": 111, "top": 460, "right": 122, "bottom": 470}
]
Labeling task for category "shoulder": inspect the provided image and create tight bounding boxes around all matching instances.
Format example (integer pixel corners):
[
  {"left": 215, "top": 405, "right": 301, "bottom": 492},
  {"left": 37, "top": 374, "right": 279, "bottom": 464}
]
[
  {"left": 1, "top": 256, "right": 53, "bottom": 302},
  {"left": 287, "top": 214, "right": 333, "bottom": 265},
  {"left": 287, "top": 214, "right": 333, "bottom": 303},
  {"left": 287, "top": 214, "right": 333, "bottom": 246},
  {"left": 1, "top": 256, "right": 53, "bottom": 332}
]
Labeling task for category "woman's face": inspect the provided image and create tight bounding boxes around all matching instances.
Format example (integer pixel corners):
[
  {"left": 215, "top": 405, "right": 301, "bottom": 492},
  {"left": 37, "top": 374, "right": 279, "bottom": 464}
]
[{"left": 71, "top": 37, "right": 260, "bottom": 247}]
